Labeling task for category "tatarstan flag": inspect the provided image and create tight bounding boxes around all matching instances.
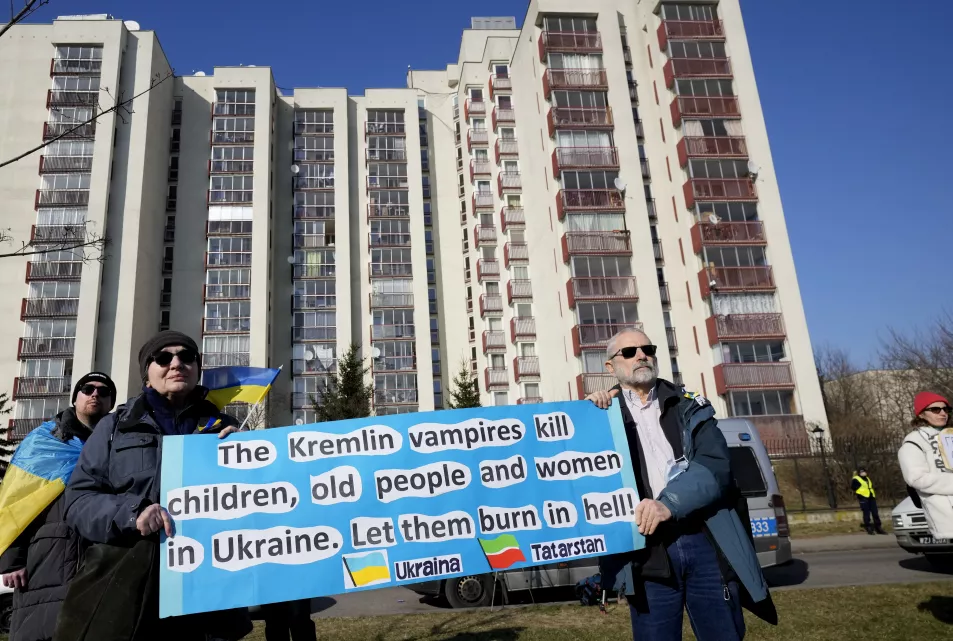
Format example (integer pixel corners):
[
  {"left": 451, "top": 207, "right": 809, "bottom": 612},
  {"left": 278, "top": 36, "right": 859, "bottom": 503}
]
[{"left": 479, "top": 534, "right": 526, "bottom": 570}]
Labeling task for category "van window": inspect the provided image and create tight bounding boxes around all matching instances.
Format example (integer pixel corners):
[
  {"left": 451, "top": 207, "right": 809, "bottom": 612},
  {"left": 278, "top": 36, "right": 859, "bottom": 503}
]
[{"left": 729, "top": 446, "right": 767, "bottom": 497}]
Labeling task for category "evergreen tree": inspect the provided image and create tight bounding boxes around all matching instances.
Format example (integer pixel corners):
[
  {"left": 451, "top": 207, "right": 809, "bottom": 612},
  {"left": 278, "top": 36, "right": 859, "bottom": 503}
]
[
  {"left": 313, "top": 342, "right": 373, "bottom": 421},
  {"left": 447, "top": 358, "right": 481, "bottom": 409},
  {"left": 0, "top": 392, "right": 15, "bottom": 478}
]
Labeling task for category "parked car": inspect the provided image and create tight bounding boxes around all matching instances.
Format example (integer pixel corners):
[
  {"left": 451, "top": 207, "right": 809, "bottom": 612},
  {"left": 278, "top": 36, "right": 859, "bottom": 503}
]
[
  {"left": 1, "top": 582, "right": 12, "bottom": 634},
  {"left": 892, "top": 496, "right": 953, "bottom": 566},
  {"left": 410, "top": 418, "right": 791, "bottom": 607}
]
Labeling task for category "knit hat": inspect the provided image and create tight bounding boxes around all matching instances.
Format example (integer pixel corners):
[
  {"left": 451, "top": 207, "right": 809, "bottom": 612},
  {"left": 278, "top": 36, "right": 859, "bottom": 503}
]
[
  {"left": 72, "top": 371, "right": 117, "bottom": 404},
  {"left": 138, "top": 330, "right": 201, "bottom": 382},
  {"left": 914, "top": 391, "right": 951, "bottom": 417}
]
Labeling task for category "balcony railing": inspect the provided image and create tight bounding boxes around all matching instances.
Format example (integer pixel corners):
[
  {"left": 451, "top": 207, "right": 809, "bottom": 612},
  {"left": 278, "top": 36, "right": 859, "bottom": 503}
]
[
  {"left": 464, "top": 99, "right": 486, "bottom": 120},
  {"left": 671, "top": 96, "right": 740, "bottom": 127},
  {"left": 204, "top": 284, "right": 251, "bottom": 300},
  {"left": 367, "top": 204, "right": 410, "bottom": 219},
  {"left": 659, "top": 282, "right": 671, "bottom": 304},
  {"left": 657, "top": 19, "right": 725, "bottom": 50},
  {"left": 35, "top": 189, "right": 89, "bottom": 207},
  {"left": 208, "top": 220, "right": 252, "bottom": 236},
  {"left": 653, "top": 238, "right": 664, "bottom": 262},
  {"left": 744, "top": 415, "right": 807, "bottom": 444},
  {"left": 367, "top": 176, "right": 409, "bottom": 190},
  {"left": 501, "top": 206, "right": 525, "bottom": 232},
  {"left": 368, "top": 233, "right": 412, "bottom": 247},
  {"left": 714, "top": 362, "right": 795, "bottom": 395},
  {"left": 366, "top": 292, "right": 412, "bottom": 309},
  {"left": 211, "top": 159, "right": 256, "bottom": 173},
  {"left": 552, "top": 147, "right": 619, "bottom": 175},
  {"left": 548, "top": 107, "right": 613, "bottom": 135},
  {"left": 683, "top": 178, "right": 757, "bottom": 209},
  {"left": 30, "top": 224, "right": 85, "bottom": 244},
  {"left": 479, "top": 294, "right": 503, "bottom": 316},
  {"left": 371, "top": 324, "right": 415, "bottom": 339},
  {"left": 26, "top": 261, "right": 82, "bottom": 281},
  {"left": 572, "top": 322, "right": 643, "bottom": 356},
  {"left": 511, "top": 316, "right": 536, "bottom": 342},
  {"left": 370, "top": 263, "right": 413, "bottom": 278},
  {"left": 485, "top": 367, "right": 509, "bottom": 390},
  {"left": 482, "top": 330, "right": 506, "bottom": 353},
  {"left": 203, "top": 317, "right": 251, "bottom": 333},
  {"left": 47, "top": 90, "right": 99, "bottom": 107},
  {"left": 21, "top": 297, "right": 79, "bottom": 318},
  {"left": 14, "top": 377, "right": 72, "bottom": 399},
  {"left": 538, "top": 30, "right": 602, "bottom": 60},
  {"left": 566, "top": 276, "right": 638, "bottom": 307},
  {"left": 490, "top": 74, "right": 513, "bottom": 95},
  {"left": 475, "top": 224, "right": 498, "bottom": 245},
  {"left": 504, "top": 242, "right": 528, "bottom": 267},
  {"left": 557, "top": 189, "right": 625, "bottom": 219},
  {"left": 699, "top": 266, "right": 775, "bottom": 297},
  {"left": 470, "top": 159, "right": 492, "bottom": 180},
  {"left": 374, "top": 389, "right": 418, "bottom": 405},
  {"left": 664, "top": 58, "right": 732, "bottom": 88},
  {"left": 492, "top": 107, "right": 516, "bottom": 130},
  {"left": 514, "top": 356, "right": 540, "bottom": 382},
  {"left": 665, "top": 327, "right": 678, "bottom": 353},
  {"left": 9, "top": 418, "right": 46, "bottom": 440},
  {"left": 43, "top": 122, "right": 96, "bottom": 139},
  {"left": 495, "top": 138, "right": 519, "bottom": 162},
  {"left": 646, "top": 198, "right": 657, "bottom": 220},
  {"left": 365, "top": 148, "right": 407, "bottom": 162},
  {"left": 468, "top": 129, "right": 489, "bottom": 149},
  {"left": 472, "top": 192, "right": 494, "bottom": 210},
  {"left": 39, "top": 155, "right": 93, "bottom": 173},
  {"left": 691, "top": 221, "right": 765, "bottom": 252},
  {"left": 477, "top": 258, "right": 500, "bottom": 281},
  {"left": 561, "top": 231, "right": 631, "bottom": 261},
  {"left": 365, "top": 122, "right": 405, "bottom": 135},
  {"left": 544, "top": 69, "right": 608, "bottom": 97},
  {"left": 706, "top": 313, "right": 785, "bottom": 345},
  {"left": 575, "top": 374, "right": 617, "bottom": 399},
  {"left": 507, "top": 279, "right": 533, "bottom": 304},
  {"left": 677, "top": 136, "right": 748, "bottom": 166},
  {"left": 18, "top": 337, "right": 75, "bottom": 358},
  {"left": 498, "top": 172, "right": 521, "bottom": 195},
  {"left": 295, "top": 122, "right": 334, "bottom": 135}
]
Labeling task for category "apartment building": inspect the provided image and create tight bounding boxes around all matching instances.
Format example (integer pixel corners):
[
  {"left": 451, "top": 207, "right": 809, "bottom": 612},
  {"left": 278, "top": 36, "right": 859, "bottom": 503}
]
[{"left": 0, "top": 1, "right": 827, "bottom": 441}]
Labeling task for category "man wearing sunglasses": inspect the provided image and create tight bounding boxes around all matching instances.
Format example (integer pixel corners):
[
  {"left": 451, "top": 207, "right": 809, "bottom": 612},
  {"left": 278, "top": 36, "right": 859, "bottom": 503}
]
[
  {"left": 0, "top": 371, "right": 116, "bottom": 641},
  {"left": 587, "top": 328, "right": 774, "bottom": 641}
]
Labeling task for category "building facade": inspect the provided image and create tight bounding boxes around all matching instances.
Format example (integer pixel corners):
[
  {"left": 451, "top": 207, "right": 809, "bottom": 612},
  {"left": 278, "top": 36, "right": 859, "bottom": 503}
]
[{"left": 0, "top": 1, "right": 827, "bottom": 440}]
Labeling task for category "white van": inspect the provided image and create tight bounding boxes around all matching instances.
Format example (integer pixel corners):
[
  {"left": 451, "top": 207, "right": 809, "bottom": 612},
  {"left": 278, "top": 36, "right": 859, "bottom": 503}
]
[{"left": 410, "top": 417, "right": 792, "bottom": 608}]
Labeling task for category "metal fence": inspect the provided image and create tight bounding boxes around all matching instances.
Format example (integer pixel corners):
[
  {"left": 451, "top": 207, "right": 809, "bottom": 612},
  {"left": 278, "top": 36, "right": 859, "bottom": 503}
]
[{"left": 764, "top": 436, "right": 906, "bottom": 512}]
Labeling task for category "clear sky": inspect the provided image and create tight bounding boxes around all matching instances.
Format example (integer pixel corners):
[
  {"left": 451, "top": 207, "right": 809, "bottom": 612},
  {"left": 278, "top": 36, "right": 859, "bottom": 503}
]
[{"left": 19, "top": 0, "right": 951, "bottom": 365}]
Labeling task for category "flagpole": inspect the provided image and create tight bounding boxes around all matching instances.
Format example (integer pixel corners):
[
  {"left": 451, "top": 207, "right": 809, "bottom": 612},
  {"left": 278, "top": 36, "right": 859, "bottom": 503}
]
[{"left": 236, "top": 364, "right": 283, "bottom": 431}]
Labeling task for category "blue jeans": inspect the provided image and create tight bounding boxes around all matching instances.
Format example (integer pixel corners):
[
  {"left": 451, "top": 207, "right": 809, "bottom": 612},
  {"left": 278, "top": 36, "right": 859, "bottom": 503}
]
[{"left": 629, "top": 531, "right": 745, "bottom": 641}]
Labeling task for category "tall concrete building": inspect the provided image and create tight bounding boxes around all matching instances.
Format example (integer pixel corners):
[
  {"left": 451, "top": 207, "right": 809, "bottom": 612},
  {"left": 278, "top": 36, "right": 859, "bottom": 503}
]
[{"left": 0, "top": 1, "right": 828, "bottom": 442}]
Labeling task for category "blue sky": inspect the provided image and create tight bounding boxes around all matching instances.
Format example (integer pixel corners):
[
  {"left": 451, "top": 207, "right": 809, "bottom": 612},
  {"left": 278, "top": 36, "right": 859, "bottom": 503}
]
[{"left": 21, "top": 0, "right": 949, "bottom": 364}]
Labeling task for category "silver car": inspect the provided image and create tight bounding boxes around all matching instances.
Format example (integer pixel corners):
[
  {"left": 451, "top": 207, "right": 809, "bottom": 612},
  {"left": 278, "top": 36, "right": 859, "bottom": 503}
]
[{"left": 892, "top": 496, "right": 953, "bottom": 567}]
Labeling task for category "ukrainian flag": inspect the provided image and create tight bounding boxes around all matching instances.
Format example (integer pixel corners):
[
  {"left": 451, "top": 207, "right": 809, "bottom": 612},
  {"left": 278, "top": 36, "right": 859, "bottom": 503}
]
[
  {"left": 343, "top": 550, "right": 391, "bottom": 588},
  {"left": 202, "top": 366, "right": 282, "bottom": 411},
  {"left": 0, "top": 421, "right": 83, "bottom": 556}
]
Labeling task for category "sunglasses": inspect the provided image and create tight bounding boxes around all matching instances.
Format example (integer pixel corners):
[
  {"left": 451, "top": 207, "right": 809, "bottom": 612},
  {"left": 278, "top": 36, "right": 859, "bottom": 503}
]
[
  {"left": 610, "top": 344, "right": 658, "bottom": 360},
  {"left": 151, "top": 348, "right": 199, "bottom": 367},
  {"left": 79, "top": 384, "right": 113, "bottom": 398},
  {"left": 924, "top": 406, "right": 953, "bottom": 415}
]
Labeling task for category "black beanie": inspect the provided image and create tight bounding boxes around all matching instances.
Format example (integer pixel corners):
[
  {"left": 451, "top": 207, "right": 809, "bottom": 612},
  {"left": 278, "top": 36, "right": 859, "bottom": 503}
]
[
  {"left": 72, "top": 371, "right": 117, "bottom": 404},
  {"left": 138, "top": 330, "right": 201, "bottom": 382}
]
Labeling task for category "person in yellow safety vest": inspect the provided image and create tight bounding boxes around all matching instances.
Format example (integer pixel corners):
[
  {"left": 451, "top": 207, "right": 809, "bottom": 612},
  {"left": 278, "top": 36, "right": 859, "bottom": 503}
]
[{"left": 851, "top": 467, "right": 886, "bottom": 535}]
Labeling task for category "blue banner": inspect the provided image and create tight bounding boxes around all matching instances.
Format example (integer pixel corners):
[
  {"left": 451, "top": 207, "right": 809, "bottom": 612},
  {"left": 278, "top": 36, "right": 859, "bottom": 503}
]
[{"left": 159, "top": 399, "right": 643, "bottom": 617}]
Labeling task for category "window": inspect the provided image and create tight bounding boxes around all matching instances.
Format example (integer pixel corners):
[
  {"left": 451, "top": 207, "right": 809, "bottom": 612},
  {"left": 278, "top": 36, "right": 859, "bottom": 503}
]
[
  {"left": 493, "top": 392, "right": 508, "bottom": 406},
  {"left": 293, "top": 311, "right": 337, "bottom": 341},
  {"left": 295, "top": 191, "right": 334, "bottom": 218},
  {"left": 551, "top": 91, "right": 607, "bottom": 109},
  {"left": 494, "top": 64, "right": 509, "bottom": 78},
  {"left": 204, "top": 335, "right": 251, "bottom": 367},
  {"left": 294, "top": 135, "right": 333, "bottom": 162},
  {"left": 471, "top": 118, "right": 486, "bottom": 132},
  {"left": 689, "top": 159, "right": 749, "bottom": 179},
  {"left": 212, "top": 117, "right": 255, "bottom": 143},
  {"left": 542, "top": 16, "right": 596, "bottom": 32},
  {"left": 524, "top": 383, "right": 540, "bottom": 399},
  {"left": 423, "top": 202, "right": 432, "bottom": 226},
  {"left": 366, "top": 110, "right": 405, "bottom": 134},
  {"left": 49, "top": 107, "right": 94, "bottom": 123},
  {"left": 41, "top": 174, "right": 90, "bottom": 190},
  {"left": 433, "top": 380, "right": 443, "bottom": 409},
  {"left": 729, "top": 447, "right": 767, "bottom": 497},
  {"left": 431, "top": 318, "right": 440, "bottom": 344},
  {"left": 563, "top": 213, "right": 626, "bottom": 232},
  {"left": 214, "top": 89, "right": 256, "bottom": 115},
  {"left": 293, "top": 279, "right": 336, "bottom": 309},
  {"left": 294, "top": 109, "right": 333, "bottom": 134},
  {"left": 203, "top": 301, "right": 250, "bottom": 333},
  {"left": 660, "top": 3, "right": 715, "bottom": 21},
  {"left": 670, "top": 41, "right": 727, "bottom": 59},
  {"left": 425, "top": 230, "right": 434, "bottom": 255},
  {"left": 582, "top": 351, "right": 605, "bottom": 373},
  {"left": 548, "top": 53, "right": 604, "bottom": 70},
  {"left": 703, "top": 246, "right": 767, "bottom": 268},
  {"left": 209, "top": 175, "right": 253, "bottom": 203},
  {"left": 710, "top": 293, "right": 777, "bottom": 315},
  {"left": 44, "top": 140, "right": 93, "bottom": 157},
  {"left": 576, "top": 302, "right": 638, "bottom": 325},
  {"left": 498, "top": 96, "right": 513, "bottom": 110},
  {"left": 53, "top": 45, "right": 103, "bottom": 73},
  {"left": 421, "top": 149, "right": 429, "bottom": 171},
  {"left": 571, "top": 256, "right": 632, "bottom": 277},
  {"left": 52, "top": 75, "right": 100, "bottom": 92},
  {"left": 367, "top": 135, "right": 406, "bottom": 160},
  {"left": 207, "top": 237, "right": 251, "bottom": 266},
  {"left": 293, "top": 343, "right": 337, "bottom": 374},
  {"left": 295, "top": 163, "right": 335, "bottom": 190},
  {"left": 422, "top": 176, "right": 431, "bottom": 199},
  {"left": 728, "top": 390, "right": 796, "bottom": 417},
  {"left": 372, "top": 340, "right": 415, "bottom": 371},
  {"left": 561, "top": 170, "right": 618, "bottom": 190},
  {"left": 159, "top": 310, "right": 170, "bottom": 331},
  {"left": 499, "top": 127, "right": 515, "bottom": 141},
  {"left": 19, "top": 358, "right": 72, "bottom": 379},
  {"left": 293, "top": 249, "right": 336, "bottom": 277},
  {"left": 676, "top": 79, "right": 734, "bottom": 97},
  {"left": 374, "top": 373, "right": 417, "bottom": 404},
  {"left": 28, "top": 281, "right": 79, "bottom": 299},
  {"left": 206, "top": 268, "right": 251, "bottom": 300},
  {"left": 469, "top": 88, "right": 484, "bottom": 102},
  {"left": 24, "top": 319, "right": 76, "bottom": 338},
  {"left": 696, "top": 201, "right": 759, "bottom": 222},
  {"left": 427, "top": 258, "right": 436, "bottom": 285},
  {"left": 722, "top": 341, "right": 784, "bottom": 364},
  {"left": 292, "top": 375, "right": 333, "bottom": 409},
  {"left": 371, "top": 249, "right": 413, "bottom": 276},
  {"left": 556, "top": 130, "right": 613, "bottom": 148},
  {"left": 373, "top": 309, "right": 415, "bottom": 339},
  {"left": 14, "top": 397, "right": 69, "bottom": 420}
]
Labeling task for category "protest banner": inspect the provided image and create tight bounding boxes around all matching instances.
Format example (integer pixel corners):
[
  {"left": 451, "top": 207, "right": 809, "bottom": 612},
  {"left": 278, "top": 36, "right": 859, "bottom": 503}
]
[{"left": 159, "top": 399, "right": 643, "bottom": 617}]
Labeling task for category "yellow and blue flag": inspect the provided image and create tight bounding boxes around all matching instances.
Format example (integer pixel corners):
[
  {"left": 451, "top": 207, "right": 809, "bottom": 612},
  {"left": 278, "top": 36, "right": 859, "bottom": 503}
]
[
  {"left": 0, "top": 422, "right": 83, "bottom": 556},
  {"left": 342, "top": 550, "right": 391, "bottom": 588},
  {"left": 202, "top": 366, "right": 282, "bottom": 411}
]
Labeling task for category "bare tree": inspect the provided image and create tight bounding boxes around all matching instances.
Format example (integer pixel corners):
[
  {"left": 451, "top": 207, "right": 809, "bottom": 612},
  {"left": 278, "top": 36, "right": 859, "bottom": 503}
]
[
  {"left": 880, "top": 311, "right": 953, "bottom": 401},
  {"left": 0, "top": 0, "right": 49, "bottom": 41}
]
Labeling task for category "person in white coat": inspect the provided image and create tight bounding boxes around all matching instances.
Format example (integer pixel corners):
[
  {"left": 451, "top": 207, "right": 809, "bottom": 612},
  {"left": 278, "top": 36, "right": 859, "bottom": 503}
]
[{"left": 899, "top": 391, "right": 953, "bottom": 539}]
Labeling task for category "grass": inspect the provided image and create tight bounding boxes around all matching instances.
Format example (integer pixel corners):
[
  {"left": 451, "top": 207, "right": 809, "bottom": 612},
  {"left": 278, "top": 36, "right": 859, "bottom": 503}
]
[{"left": 790, "top": 519, "right": 894, "bottom": 539}]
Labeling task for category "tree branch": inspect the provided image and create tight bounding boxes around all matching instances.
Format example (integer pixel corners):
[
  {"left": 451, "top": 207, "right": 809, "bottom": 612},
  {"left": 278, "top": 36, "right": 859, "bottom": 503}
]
[{"left": 0, "top": 0, "right": 49, "bottom": 41}]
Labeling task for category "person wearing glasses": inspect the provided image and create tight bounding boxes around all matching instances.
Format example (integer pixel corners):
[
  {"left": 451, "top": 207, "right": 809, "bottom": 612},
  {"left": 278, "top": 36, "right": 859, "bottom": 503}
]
[
  {"left": 0, "top": 371, "right": 116, "bottom": 641},
  {"left": 899, "top": 392, "right": 953, "bottom": 541},
  {"left": 61, "top": 331, "right": 250, "bottom": 640},
  {"left": 586, "top": 328, "right": 774, "bottom": 641}
]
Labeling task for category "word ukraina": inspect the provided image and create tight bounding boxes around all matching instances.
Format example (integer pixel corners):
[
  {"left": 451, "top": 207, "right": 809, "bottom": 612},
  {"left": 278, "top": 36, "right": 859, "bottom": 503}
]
[
  {"left": 394, "top": 554, "right": 462, "bottom": 581},
  {"left": 288, "top": 426, "right": 402, "bottom": 462},
  {"left": 212, "top": 525, "right": 343, "bottom": 571},
  {"left": 408, "top": 418, "right": 524, "bottom": 454},
  {"left": 167, "top": 482, "right": 298, "bottom": 520}
]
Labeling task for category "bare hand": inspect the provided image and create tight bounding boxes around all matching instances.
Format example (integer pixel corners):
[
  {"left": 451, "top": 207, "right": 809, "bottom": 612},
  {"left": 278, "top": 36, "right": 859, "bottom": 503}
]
[
  {"left": 586, "top": 388, "right": 620, "bottom": 410},
  {"left": 218, "top": 425, "right": 241, "bottom": 439},
  {"left": 635, "top": 499, "right": 672, "bottom": 536},
  {"left": 1, "top": 568, "right": 27, "bottom": 590},
  {"left": 136, "top": 504, "right": 175, "bottom": 537}
]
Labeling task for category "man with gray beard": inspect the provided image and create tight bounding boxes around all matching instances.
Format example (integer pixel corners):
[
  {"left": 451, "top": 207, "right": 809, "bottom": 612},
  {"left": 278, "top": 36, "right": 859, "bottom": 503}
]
[{"left": 587, "top": 328, "right": 775, "bottom": 641}]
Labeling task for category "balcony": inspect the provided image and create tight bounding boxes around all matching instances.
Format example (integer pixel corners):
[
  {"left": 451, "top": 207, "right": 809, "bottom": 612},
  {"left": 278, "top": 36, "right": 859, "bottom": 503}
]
[
  {"left": 683, "top": 178, "right": 757, "bottom": 209},
  {"left": 744, "top": 415, "right": 808, "bottom": 444},
  {"left": 552, "top": 147, "right": 619, "bottom": 175},
  {"left": 203, "top": 317, "right": 251, "bottom": 333},
  {"left": 691, "top": 221, "right": 766, "bottom": 252},
  {"left": 482, "top": 330, "right": 506, "bottom": 353},
  {"left": 374, "top": 389, "right": 419, "bottom": 405},
  {"left": 572, "top": 322, "right": 643, "bottom": 356},
  {"left": 476, "top": 258, "right": 500, "bottom": 282},
  {"left": 504, "top": 242, "right": 528, "bottom": 267},
  {"left": 490, "top": 74, "right": 512, "bottom": 97},
  {"left": 495, "top": 138, "right": 519, "bottom": 163},
  {"left": 211, "top": 159, "right": 256, "bottom": 173},
  {"left": 51, "top": 58, "right": 103, "bottom": 75},
  {"left": 474, "top": 224, "right": 498, "bottom": 246},
  {"left": 35, "top": 189, "right": 89, "bottom": 207},
  {"left": 653, "top": 238, "right": 664, "bottom": 262},
  {"left": 368, "top": 233, "right": 411, "bottom": 248},
  {"left": 492, "top": 107, "right": 515, "bottom": 131},
  {"left": 634, "top": 119, "right": 645, "bottom": 138},
  {"left": 366, "top": 176, "right": 408, "bottom": 190},
  {"left": 13, "top": 376, "right": 71, "bottom": 399},
  {"left": 556, "top": 189, "right": 625, "bottom": 219},
  {"left": 714, "top": 362, "right": 795, "bottom": 395},
  {"left": 21, "top": 297, "right": 79, "bottom": 319},
  {"left": 369, "top": 263, "right": 413, "bottom": 278},
  {"left": 659, "top": 282, "right": 671, "bottom": 304},
  {"left": 699, "top": 266, "right": 775, "bottom": 297},
  {"left": 291, "top": 292, "right": 337, "bottom": 309},
  {"left": 671, "top": 96, "right": 740, "bottom": 127},
  {"left": 467, "top": 129, "right": 489, "bottom": 150},
  {"left": 479, "top": 294, "right": 503, "bottom": 317},
  {"left": 646, "top": 198, "right": 657, "bottom": 220},
  {"left": 470, "top": 159, "right": 492, "bottom": 181},
  {"left": 464, "top": 99, "right": 486, "bottom": 120},
  {"left": 18, "top": 337, "right": 75, "bottom": 358},
  {"left": 517, "top": 397, "right": 544, "bottom": 405},
  {"left": 543, "top": 69, "right": 608, "bottom": 98},
  {"left": 205, "top": 284, "right": 251, "bottom": 300},
  {"left": 43, "top": 122, "right": 96, "bottom": 139},
  {"left": 501, "top": 206, "right": 525, "bottom": 232},
  {"left": 8, "top": 418, "right": 45, "bottom": 440},
  {"left": 485, "top": 367, "right": 509, "bottom": 390},
  {"left": 548, "top": 107, "right": 613, "bottom": 136},
  {"left": 677, "top": 136, "right": 748, "bottom": 166},
  {"left": 364, "top": 122, "right": 405, "bottom": 135},
  {"left": 472, "top": 192, "right": 494, "bottom": 210},
  {"left": 507, "top": 279, "right": 533, "bottom": 304},
  {"left": 561, "top": 231, "right": 631, "bottom": 261},
  {"left": 26, "top": 261, "right": 82, "bottom": 281},
  {"left": 47, "top": 90, "right": 98, "bottom": 107},
  {"left": 663, "top": 58, "right": 732, "bottom": 88},
  {"left": 657, "top": 19, "right": 725, "bottom": 50},
  {"left": 538, "top": 30, "right": 602, "bottom": 60},
  {"left": 511, "top": 316, "right": 536, "bottom": 342},
  {"left": 498, "top": 172, "right": 521, "bottom": 195},
  {"left": 367, "top": 204, "right": 410, "bottom": 219},
  {"left": 208, "top": 220, "right": 253, "bottom": 236},
  {"left": 30, "top": 224, "right": 85, "bottom": 244},
  {"left": 575, "top": 374, "right": 617, "bottom": 399},
  {"left": 566, "top": 276, "right": 638, "bottom": 308},
  {"left": 706, "top": 313, "right": 785, "bottom": 346},
  {"left": 39, "top": 155, "right": 93, "bottom": 173},
  {"left": 514, "top": 356, "right": 540, "bottom": 382},
  {"left": 641, "top": 159, "right": 651, "bottom": 179},
  {"left": 665, "top": 327, "right": 678, "bottom": 354},
  {"left": 371, "top": 324, "right": 415, "bottom": 340}
]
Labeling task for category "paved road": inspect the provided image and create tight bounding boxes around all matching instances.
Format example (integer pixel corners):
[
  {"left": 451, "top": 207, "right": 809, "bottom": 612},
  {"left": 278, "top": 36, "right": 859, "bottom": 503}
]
[{"left": 302, "top": 546, "right": 953, "bottom": 619}]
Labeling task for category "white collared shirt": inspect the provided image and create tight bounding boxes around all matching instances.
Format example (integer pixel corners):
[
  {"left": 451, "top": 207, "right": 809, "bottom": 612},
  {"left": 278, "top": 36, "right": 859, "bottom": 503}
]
[{"left": 622, "top": 387, "right": 675, "bottom": 499}]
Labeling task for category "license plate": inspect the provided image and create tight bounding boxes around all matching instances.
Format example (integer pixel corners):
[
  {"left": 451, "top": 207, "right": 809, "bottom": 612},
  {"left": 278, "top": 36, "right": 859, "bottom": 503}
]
[
  {"left": 750, "top": 517, "right": 777, "bottom": 538},
  {"left": 915, "top": 535, "right": 950, "bottom": 545}
]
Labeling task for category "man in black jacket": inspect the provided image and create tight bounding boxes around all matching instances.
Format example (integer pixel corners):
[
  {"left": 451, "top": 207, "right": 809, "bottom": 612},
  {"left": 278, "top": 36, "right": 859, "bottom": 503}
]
[{"left": 0, "top": 372, "right": 116, "bottom": 641}]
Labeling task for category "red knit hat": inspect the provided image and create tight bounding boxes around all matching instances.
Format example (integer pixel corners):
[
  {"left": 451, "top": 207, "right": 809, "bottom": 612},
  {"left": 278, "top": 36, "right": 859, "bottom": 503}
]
[{"left": 914, "top": 391, "right": 951, "bottom": 417}]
